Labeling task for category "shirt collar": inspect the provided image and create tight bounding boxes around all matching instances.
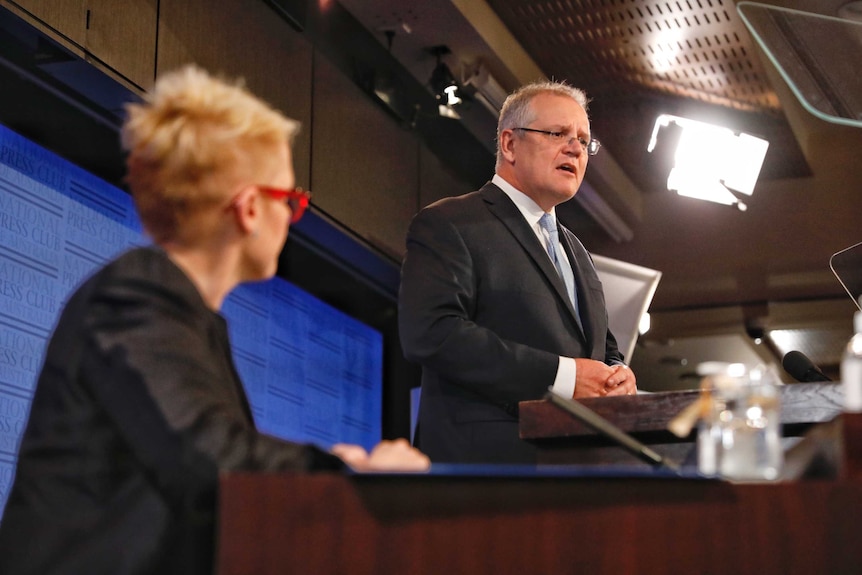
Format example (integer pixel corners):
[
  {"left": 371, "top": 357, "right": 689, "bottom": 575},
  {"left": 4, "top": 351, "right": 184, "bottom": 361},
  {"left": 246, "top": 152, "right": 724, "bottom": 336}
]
[{"left": 492, "top": 173, "right": 555, "bottom": 228}]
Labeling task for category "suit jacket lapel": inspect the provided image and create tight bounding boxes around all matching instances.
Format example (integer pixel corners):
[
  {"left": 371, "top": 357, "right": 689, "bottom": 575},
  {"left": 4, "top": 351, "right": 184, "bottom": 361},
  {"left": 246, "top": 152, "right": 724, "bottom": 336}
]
[
  {"left": 558, "top": 228, "right": 594, "bottom": 348},
  {"left": 480, "top": 184, "right": 585, "bottom": 340}
]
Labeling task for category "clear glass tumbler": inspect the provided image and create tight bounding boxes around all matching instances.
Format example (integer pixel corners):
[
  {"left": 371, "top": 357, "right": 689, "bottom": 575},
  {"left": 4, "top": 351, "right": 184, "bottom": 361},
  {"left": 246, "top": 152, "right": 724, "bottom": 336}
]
[{"left": 697, "top": 365, "right": 783, "bottom": 481}]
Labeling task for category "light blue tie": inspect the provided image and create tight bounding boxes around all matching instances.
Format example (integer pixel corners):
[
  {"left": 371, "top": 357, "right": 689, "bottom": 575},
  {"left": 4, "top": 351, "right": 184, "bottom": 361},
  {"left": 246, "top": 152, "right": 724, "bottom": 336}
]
[
  {"left": 539, "top": 213, "right": 564, "bottom": 276},
  {"left": 539, "top": 213, "right": 581, "bottom": 327}
]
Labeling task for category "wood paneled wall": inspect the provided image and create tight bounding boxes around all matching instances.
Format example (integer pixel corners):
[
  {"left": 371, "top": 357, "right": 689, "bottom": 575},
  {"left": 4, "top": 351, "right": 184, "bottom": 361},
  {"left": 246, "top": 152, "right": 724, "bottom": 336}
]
[{"left": 3, "top": 0, "right": 476, "bottom": 258}]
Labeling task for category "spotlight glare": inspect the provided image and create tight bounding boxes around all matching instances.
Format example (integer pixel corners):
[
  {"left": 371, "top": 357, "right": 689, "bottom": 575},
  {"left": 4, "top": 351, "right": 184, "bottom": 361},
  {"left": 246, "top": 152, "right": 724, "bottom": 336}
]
[{"left": 648, "top": 114, "right": 769, "bottom": 209}]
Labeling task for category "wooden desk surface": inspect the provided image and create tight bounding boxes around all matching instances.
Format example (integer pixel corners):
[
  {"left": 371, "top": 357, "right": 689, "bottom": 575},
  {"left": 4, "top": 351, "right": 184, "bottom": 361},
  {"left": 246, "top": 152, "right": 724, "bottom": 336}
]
[{"left": 519, "top": 382, "right": 843, "bottom": 441}]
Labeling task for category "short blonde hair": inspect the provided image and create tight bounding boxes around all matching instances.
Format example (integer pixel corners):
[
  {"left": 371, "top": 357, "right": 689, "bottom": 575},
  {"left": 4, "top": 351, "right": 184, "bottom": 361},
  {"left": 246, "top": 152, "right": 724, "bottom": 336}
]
[
  {"left": 122, "top": 65, "right": 299, "bottom": 242},
  {"left": 495, "top": 81, "right": 589, "bottom": 169}
]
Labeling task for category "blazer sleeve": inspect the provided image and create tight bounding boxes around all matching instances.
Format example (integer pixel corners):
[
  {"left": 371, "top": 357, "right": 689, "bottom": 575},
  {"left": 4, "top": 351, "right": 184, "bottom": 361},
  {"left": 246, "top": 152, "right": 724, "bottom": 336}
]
[
  {"left": 398, "top": 205, "right": 560, "bottom": 404},
  {"left": 603, "top": 320, "right": 625, "bottom": 365}
]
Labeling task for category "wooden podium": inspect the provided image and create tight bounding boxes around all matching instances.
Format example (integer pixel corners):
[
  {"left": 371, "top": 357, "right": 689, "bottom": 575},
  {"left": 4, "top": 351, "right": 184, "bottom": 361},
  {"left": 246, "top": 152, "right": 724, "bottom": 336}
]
[
  {"left": 216, "top": 384, "right": 859, "bottom": 574},
  {"left": 217, "top": 467, "right": 862, "bottom": 574},
  {"left": 518, "top": 383, "right": 844, "bottom": 465}
]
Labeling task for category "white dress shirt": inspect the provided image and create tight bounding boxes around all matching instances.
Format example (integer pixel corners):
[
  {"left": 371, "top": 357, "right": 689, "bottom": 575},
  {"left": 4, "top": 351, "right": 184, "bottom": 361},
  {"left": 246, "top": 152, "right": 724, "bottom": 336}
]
[{"left": 492, "top": 174, "right": 578, "bottom": 398}]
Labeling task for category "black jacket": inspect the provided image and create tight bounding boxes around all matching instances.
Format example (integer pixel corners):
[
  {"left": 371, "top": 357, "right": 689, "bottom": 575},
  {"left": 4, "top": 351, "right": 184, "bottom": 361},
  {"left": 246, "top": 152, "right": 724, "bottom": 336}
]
[{"left": 0, "top": 246, "right": 341, "bottom": 575}]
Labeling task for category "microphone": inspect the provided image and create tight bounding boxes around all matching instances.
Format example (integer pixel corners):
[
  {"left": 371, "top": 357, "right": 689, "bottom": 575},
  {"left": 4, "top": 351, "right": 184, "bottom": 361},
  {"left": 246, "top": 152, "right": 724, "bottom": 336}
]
[{"left": 782, "top": 350, "right": 832, "bottom": 383}]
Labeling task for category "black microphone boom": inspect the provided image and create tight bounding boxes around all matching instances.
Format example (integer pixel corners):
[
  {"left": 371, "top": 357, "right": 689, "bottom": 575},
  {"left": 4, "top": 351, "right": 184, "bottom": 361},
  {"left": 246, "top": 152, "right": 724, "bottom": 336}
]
[{"left": 782, "top": 350, "right": 832, "bottom": 383}]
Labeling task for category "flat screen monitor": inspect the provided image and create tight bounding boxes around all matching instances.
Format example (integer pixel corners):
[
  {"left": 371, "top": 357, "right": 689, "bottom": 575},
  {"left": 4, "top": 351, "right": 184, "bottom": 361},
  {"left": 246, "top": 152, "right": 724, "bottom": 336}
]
[
  {"left": 0, "top": 122, "right": 383, "bottom": 515},
  {"left": 831, "top": 241, "right": 862, "bottom": 311},
  {"left": 738, "top": 2, "right": 862, "bottom": 128}
]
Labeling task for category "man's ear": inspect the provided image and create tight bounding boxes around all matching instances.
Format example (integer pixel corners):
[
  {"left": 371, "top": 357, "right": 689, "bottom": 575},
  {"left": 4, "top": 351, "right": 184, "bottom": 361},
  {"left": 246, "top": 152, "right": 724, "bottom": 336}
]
[{"left": 499, "top": 129, "right": 517, "bottom": 163}]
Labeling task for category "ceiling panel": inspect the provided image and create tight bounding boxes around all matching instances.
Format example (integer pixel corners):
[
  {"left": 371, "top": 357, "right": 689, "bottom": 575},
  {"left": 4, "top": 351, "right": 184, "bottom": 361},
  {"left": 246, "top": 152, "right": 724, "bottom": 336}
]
[{"left": 486, "top": 0, "right": 779, "bottom": 111}]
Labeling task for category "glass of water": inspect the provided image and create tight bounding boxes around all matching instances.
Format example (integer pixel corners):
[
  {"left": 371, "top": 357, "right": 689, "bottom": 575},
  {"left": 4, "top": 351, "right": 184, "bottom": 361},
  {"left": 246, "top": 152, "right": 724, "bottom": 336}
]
[{"left": 697, "top": 364, "right": 783, "bottom": 481}]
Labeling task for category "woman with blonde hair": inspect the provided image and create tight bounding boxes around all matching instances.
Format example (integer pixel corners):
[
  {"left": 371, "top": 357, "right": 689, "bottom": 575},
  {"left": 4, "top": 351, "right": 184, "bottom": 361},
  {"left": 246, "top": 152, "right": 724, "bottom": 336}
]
[{"left": 0, "top": 66, "right": 427, "bottom": 575}]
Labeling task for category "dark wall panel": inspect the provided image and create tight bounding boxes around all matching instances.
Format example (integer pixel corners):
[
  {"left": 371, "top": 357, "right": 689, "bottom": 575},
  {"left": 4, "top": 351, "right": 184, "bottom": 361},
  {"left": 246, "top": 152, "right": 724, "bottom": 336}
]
[
  {"left": 311, "top": 51, "right": 419, "bottom": 258},
  {"left": 419, "top": 143, "right": 474, "bottom": 211},
  {"left": 9, "top": 0, "right": 157, "bottom": 90}
]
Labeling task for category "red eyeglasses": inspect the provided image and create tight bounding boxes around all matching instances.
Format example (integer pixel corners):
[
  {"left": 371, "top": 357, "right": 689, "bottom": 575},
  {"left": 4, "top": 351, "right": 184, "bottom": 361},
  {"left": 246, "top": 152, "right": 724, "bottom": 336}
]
[{"left": 258, "top": 186, "right": 312, "bottom": 223}]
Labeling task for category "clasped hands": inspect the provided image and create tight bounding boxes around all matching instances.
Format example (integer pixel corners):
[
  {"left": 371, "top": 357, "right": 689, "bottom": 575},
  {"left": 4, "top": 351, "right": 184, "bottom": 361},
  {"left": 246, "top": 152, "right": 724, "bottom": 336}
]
[{"left": 574, "top": 358, "right": 637, "bottom": 398}]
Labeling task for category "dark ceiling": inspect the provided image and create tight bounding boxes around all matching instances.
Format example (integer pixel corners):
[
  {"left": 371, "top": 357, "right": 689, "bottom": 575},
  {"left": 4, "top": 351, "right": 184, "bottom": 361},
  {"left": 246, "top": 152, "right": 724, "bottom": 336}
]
[{"left": 340, "top": 0, "right": 862, "bottom": 389}]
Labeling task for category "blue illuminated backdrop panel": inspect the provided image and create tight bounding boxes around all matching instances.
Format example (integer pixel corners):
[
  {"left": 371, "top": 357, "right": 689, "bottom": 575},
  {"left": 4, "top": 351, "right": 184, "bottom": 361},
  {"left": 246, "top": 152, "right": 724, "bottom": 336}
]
[{"left": 0, "top": 123, "right": 383, "bottom": 515}]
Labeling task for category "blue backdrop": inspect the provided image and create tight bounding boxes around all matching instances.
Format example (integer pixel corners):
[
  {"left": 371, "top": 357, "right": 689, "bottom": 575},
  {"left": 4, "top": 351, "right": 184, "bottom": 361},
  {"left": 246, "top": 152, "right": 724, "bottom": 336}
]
[{"left": 0, "top": 123, "right": 383, "bottom": 515}]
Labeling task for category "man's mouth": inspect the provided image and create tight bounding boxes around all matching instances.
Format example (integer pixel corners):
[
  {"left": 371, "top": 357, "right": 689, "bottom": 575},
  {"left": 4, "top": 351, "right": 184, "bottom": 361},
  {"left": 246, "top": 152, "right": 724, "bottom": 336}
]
[{"left": 557, "top": 163, "right": 576, "bottom": 174}]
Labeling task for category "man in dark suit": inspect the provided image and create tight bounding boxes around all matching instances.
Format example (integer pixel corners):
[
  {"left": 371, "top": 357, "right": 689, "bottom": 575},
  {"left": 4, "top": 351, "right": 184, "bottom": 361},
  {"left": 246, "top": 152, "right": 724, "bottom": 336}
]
[{"left": 398, "top": 81, "right": 637, "bottom": 464}]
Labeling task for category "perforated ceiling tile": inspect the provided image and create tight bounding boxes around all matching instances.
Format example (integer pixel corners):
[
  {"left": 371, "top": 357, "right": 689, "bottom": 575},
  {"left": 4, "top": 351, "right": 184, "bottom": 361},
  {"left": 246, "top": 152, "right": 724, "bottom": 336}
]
[{"left": 487, "top": 0, "right": 780, "bottom": 112}]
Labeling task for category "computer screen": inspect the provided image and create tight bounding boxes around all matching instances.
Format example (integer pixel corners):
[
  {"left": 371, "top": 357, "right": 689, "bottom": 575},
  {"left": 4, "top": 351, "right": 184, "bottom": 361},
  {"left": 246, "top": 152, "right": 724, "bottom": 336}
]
[
  {"left": 0, "top": 122, "right": 383, "bottom": 515},
  {"left": 831, "top": 241, "right": 862, "bottom": 311}
]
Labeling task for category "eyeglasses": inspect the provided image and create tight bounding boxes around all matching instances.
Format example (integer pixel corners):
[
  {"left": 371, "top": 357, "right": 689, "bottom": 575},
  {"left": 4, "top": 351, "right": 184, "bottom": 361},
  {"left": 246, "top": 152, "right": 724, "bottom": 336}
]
[
  {"left": 514, "top": 127, "right": 601, "bottom": 156},
  {"left": 258, "top": 186, "right": 312, "bottom": 223}
]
